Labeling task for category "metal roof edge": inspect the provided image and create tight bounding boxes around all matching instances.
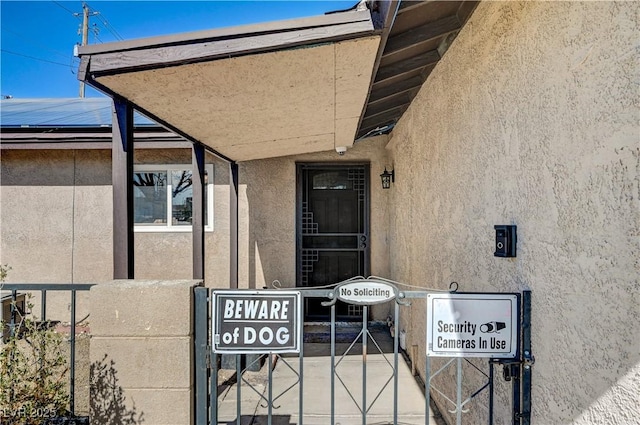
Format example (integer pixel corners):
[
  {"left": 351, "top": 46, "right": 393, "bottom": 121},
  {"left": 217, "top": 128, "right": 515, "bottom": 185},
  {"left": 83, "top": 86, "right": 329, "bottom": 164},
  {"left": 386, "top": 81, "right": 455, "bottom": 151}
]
[{"left": 1, "top": 128, "right": 189, "bottom": 150}]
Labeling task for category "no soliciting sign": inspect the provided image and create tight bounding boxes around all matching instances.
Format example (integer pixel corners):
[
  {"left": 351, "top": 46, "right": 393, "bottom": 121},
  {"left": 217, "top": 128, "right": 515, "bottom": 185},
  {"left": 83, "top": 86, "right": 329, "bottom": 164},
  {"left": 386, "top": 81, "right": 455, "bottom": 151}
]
[
  {"left": 212, "top": 291, "right": 301, "bottom": 354},
  {"left": 427, "top": 293, "right": 519, "bottom": 359}
]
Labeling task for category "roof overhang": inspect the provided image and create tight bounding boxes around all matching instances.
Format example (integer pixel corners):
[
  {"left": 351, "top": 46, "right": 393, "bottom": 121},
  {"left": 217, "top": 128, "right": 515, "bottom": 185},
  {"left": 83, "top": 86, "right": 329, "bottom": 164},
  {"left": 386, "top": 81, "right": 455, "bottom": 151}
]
[
  {"left": 77, "top": 8, "right": 382, "bottom": 161},
  {"left": 357, "top": 1, "right": 479, "bottom": 139}
]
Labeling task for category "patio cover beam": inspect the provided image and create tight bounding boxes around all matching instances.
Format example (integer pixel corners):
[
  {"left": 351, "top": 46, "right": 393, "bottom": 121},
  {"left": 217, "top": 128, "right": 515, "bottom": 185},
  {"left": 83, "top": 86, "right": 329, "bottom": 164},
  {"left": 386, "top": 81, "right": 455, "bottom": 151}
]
[
  {"left": 230, "top": 162, "right": 239, "bottom": 289},
  {"left": 192, "top": 143, "right": 205, "bottom": 280},
  {"left": 112, "top": 98, "right": 134, "bottom": 279}
]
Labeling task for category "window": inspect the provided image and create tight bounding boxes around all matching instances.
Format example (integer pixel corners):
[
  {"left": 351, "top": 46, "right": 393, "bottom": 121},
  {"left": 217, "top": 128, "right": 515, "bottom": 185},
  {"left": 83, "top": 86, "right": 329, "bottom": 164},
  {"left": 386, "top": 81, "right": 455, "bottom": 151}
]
[
  {"left": 312, "top": 170, "right": 352, "bottom": 190},
  {"left": 133, "top": 164, "right": 214, "bottom": 232}
]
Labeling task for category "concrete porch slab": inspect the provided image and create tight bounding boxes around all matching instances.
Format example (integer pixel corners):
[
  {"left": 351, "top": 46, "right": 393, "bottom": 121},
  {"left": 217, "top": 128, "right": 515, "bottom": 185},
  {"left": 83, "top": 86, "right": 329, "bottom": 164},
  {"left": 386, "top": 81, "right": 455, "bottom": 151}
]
[{"left": 215, "top": 339, "right": 445, "bottom": 425}]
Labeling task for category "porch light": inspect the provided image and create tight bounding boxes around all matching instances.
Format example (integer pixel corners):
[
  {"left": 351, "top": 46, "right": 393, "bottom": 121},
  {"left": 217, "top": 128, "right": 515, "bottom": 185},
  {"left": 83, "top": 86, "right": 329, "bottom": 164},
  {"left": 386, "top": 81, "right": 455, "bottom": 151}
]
[{"left": 380, "top": 168, "right": 394, "bottom": 189}]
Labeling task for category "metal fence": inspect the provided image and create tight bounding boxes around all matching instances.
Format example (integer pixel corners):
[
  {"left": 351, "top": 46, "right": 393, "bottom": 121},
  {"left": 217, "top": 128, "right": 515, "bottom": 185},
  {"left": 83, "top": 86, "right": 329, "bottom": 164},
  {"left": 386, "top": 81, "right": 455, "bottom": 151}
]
[
  {"left": 194, "top": 281, "right": 533, "bottom": 425},
  {"left": 194, "top": 279, "right": 433, "bottom": 425},
  {"left": 1, "top": 283, "right": 94, "bottom": 421},
  {"left": 0, "top": 282, "right": 531, "bottom": 424}
]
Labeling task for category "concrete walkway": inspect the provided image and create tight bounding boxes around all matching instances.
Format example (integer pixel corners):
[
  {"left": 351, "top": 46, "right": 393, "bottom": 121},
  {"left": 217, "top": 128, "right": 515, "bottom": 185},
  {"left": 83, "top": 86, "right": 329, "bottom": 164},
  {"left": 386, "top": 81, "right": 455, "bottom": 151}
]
[{"left": 216, "top": 327, "right": 445, "bottom": 425}]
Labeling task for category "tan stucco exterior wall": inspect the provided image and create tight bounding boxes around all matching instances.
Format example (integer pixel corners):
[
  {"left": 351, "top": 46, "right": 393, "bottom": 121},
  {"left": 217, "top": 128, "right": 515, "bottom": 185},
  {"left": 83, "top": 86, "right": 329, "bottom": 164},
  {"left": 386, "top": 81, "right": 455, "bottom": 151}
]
[
  {"left": 385, "top": 2, "right": 639, "bottom": 424},
  {"left": 0, "top": 149, "right": 230, "bottom": 287},
  {"left": 1, "top": 135, "right": 390, "bottom": 318},
  {"left": 131, "top": 149, "right": 232, "bottom": 287},
  {"left": 0, "top": 149, "right": 229, "bottom": 319},
  {"left": 238, "top": 135, "right": 391, "bottom": 291},
  {"left": 1, "top": 150, "right": 112, "bottom": 319},
  {"left": 1, "top": 150, "right": 112, "bottom": 284},
  {"left": 237, "top": 134, "right": 391, "bottom": 319}
]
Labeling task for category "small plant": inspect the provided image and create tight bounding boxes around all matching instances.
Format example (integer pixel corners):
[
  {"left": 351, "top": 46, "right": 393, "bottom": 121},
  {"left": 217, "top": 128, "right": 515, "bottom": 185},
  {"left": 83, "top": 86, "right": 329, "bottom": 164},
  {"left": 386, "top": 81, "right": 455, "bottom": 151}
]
[
  {"left": 0, "top": 264, "right": 9, "bottom": 282},
  {"left": 0, "top": 265, "right": 70, "bottom": 424}
]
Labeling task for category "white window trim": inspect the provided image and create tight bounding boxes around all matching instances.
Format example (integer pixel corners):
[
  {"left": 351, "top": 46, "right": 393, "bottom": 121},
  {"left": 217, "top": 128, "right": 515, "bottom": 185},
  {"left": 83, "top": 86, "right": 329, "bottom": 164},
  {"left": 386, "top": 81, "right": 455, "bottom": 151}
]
[{"left": 134, "top": 164, "right": 214, "bottom": 233}]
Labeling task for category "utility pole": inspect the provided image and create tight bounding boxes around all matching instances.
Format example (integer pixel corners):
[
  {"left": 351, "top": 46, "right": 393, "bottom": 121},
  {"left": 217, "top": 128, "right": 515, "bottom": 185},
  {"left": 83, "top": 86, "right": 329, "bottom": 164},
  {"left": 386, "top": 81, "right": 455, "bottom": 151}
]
[
  {"left": 78, "top": 3, "right": 89, "bottom": 98},
  {"left": 78, "top": 3, "right": 98, "bottom": 98}
]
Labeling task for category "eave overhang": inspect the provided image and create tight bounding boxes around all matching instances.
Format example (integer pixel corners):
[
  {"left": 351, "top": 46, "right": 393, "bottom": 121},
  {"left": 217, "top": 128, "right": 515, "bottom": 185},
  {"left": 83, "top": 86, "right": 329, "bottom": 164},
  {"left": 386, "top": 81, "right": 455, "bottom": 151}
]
[
  {"left": 356, "top": 0, "right": 479, "bottom": 139},
  {"left": 77, "top": 9, "right": 382, "bottom": 162}
]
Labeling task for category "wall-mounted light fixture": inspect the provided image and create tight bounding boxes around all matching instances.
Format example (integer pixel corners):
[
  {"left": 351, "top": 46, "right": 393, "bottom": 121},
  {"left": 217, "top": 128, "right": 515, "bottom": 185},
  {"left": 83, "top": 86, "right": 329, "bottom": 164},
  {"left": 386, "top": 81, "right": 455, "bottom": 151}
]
[{"left": 380, "top": 167, "right": 394, "bottom": 189}]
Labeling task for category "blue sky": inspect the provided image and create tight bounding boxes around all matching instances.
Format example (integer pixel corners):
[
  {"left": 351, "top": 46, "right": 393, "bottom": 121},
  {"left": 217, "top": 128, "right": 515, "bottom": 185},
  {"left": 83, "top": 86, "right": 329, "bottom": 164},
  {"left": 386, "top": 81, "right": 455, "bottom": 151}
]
[{"left": 0, "top": 1, "right": 356, "bottom": 98}]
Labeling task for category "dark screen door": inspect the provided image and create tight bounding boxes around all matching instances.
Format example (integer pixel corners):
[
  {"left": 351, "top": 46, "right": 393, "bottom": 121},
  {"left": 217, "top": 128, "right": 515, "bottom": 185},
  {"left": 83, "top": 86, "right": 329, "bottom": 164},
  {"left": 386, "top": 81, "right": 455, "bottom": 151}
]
[{"left": 297, "top": 164, "right": 370, "bottom": 320}]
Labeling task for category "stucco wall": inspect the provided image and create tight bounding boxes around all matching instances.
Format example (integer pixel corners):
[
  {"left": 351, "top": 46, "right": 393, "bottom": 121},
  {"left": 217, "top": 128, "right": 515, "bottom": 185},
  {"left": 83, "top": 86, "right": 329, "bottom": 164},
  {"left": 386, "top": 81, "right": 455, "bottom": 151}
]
[
  {"left": 1, "top": 150, "right": 111, "bottom": 319},
  {"left": 132, "top": 149, "right": 231, "bottom": 287},
  {"left": 1, "top": 150, "right": 112, "bottom": 284},
  {"left": 237, "top": 135, "right": 392, "bottom": 319},
  {"left": 0, "top": 149, "right": 230, "bottom": 318},
  {"left": 386, "top": 2, "right": 639, "bottom": 424},
  {"left": 1, "top": 135, "right": 390, "bottom": 318},
  {"left": 239, "top": 135, "right": 390, "bottom": 290}
]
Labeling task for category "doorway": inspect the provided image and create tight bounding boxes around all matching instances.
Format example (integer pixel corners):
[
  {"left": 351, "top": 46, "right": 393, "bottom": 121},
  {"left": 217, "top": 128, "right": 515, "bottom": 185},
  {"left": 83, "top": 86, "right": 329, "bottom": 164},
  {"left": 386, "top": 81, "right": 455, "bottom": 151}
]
[{"left": 296, "top": 163, "right": 370, "bottom": 320}]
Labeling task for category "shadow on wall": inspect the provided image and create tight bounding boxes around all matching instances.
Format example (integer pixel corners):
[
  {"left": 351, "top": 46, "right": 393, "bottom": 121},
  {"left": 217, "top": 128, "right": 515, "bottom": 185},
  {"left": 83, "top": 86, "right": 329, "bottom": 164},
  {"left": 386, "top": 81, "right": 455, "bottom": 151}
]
[
  {"left": 222, "top": 416, "right": 294, "bottom": 425},
  {"left": 244, "top": 159, "right": 295, "bottom": 289},
  {"left": 90, "top": 355, "right": 144, "bottom": 425}
]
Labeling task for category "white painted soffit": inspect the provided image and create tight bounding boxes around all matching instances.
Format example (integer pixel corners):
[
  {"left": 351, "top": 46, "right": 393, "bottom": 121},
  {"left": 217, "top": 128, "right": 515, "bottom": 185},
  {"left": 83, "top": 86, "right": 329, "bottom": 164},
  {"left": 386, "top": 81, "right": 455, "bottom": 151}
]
[{"left": 78, "top": 10, "right": 381, "bottom": 161}]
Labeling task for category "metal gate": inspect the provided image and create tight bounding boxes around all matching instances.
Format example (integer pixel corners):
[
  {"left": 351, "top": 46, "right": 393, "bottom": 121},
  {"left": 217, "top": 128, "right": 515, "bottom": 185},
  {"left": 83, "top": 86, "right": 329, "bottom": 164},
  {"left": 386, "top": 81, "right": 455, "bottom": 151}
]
[{"left": 194, "top": 278, "right": 533, "bottom": 425}]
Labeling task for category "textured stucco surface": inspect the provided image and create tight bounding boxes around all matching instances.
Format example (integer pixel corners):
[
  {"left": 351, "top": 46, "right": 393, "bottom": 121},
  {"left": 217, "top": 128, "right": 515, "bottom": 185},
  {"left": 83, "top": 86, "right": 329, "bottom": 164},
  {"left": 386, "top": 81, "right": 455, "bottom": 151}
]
[
  {"left": 385, "top": 2, "right": 639, "bottom": 424},
  {"left": 235, "top": 135, "right": 393, "bottom": 319},
  {"left": 2, "top": 2, "right": 637, "bottom": 423},
  {"left": 1, "top": 136, "right": 391, "bottom": 318},
  {"left": 238, "top": 135, "right": 390, "bottom": 293},
  {"left": 95, "top": 36, "right": 380, "bottom": 160},
  {"left": 1, "top": 150, "right": 111, "bottom": 284},
  {"left": 0, "top": 150, "right": 110, "bottom": 319},
  {"left": 0, "top": 149, "right": 229, "bottom": 288}
]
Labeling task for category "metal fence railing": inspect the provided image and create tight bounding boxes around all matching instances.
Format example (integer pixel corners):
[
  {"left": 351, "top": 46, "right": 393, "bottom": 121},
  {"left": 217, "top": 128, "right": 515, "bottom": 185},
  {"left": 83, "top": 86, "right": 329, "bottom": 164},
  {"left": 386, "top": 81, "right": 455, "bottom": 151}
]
[
  {"left": 194, "top": 281, "right": 532, "bottom": 425},
  {"left": 1, "top": 283, "right": 95, "bottom": 421},
  {"left": 194, "top": 279, "right": 432, "bottom": 425}
]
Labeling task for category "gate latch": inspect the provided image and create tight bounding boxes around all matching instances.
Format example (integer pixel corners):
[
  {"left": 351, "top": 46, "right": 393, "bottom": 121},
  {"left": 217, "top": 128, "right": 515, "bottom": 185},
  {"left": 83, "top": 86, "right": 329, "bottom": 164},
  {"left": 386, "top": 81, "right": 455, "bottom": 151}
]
[
  {"left": 503, "top": 363, "right": 519, "bottom": 381},
  {"left": 500, "top": 349, "right": 535, "bottom": 381}
]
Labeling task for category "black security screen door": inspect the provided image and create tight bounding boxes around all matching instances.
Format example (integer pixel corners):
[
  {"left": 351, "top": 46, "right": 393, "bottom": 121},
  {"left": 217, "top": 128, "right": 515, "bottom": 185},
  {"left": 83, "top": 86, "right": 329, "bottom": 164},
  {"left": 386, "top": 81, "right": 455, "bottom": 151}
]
[{"left": 296, "top": 164, "right": 370, "bottom": 320}]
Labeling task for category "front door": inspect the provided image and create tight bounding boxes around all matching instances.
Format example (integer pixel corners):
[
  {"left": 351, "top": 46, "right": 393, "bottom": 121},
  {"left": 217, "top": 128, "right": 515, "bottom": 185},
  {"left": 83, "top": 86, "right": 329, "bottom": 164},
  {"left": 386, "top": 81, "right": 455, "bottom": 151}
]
[{"left": 296, "top": 164, "right": 370, "bottom": 320}]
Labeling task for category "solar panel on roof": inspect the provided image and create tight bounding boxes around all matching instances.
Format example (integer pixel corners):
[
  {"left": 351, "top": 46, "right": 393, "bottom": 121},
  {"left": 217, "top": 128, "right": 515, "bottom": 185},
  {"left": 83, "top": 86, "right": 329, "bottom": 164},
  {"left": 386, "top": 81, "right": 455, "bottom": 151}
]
[{"left": 0, "top": 98, "right": 156, "bottom": 128}]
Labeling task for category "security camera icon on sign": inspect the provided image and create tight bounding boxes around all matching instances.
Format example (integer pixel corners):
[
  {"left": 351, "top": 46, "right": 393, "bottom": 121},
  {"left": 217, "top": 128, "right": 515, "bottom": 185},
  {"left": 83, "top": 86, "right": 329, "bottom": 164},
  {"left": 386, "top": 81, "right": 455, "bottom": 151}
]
[{"left": 480, "top": 321, "right": 506, "bottom": 333}]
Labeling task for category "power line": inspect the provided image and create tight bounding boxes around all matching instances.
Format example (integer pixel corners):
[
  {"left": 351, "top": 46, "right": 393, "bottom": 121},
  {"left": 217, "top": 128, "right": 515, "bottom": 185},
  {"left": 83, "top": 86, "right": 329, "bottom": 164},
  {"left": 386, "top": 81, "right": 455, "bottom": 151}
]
[
  {"left": 51, "top": 1, "right": 81, "bottom": 20},
  {"left": 48, "top": 2, "right": 125, "bottom": 96},
  {"left": 103, "top": 19, "right": 124, "bottom": 41},
  {"left": 98, "top": 16, "right": 123, "bottom": 41},
  {"left": 92, "top": 30, "right": 104, "bottom": 44},
  {"left": 92, "top": 8, "right": 124, "bottom": 41},
  {"left": 68, "top": 55, "right": 79, "bottom": 75},
  {"left": 1, "top": 27, "right": 74, "bottom": 60},
  {"left": 1, "top": 49, "right": 75, "bottom": 69}
]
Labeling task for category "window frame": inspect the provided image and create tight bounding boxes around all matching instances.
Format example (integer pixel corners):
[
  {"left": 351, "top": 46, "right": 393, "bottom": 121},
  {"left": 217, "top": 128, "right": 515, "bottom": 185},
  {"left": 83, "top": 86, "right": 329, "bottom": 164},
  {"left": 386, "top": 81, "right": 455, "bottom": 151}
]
[{"left": 133, "top": 163, "right": 214, "bottom": 233}]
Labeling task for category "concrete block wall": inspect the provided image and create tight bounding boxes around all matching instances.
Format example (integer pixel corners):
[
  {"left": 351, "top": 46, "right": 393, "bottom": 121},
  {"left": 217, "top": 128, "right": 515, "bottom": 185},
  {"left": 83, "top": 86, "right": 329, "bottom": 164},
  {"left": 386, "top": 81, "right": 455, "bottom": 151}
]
[{"left": 89, "top": 280, "right": 201, "bottom": 425}]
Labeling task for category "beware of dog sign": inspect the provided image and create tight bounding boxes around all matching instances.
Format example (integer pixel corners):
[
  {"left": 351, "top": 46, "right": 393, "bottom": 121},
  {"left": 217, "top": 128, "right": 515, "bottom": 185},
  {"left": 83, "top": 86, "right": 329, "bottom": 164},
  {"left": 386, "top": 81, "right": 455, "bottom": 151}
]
[{"left": 212, "top": 291, "right": 301, "bottom": 354}]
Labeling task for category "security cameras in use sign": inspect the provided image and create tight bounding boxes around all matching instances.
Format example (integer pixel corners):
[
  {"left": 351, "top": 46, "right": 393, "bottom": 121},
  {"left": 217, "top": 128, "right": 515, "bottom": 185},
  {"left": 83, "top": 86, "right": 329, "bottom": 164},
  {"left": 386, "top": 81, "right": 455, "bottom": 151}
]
[
  {"left": 212, "top": 291, "right": 301, "bottom": 354},
  {"left": 426, "top": 293, "right": 520, "bottom": 358}
]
